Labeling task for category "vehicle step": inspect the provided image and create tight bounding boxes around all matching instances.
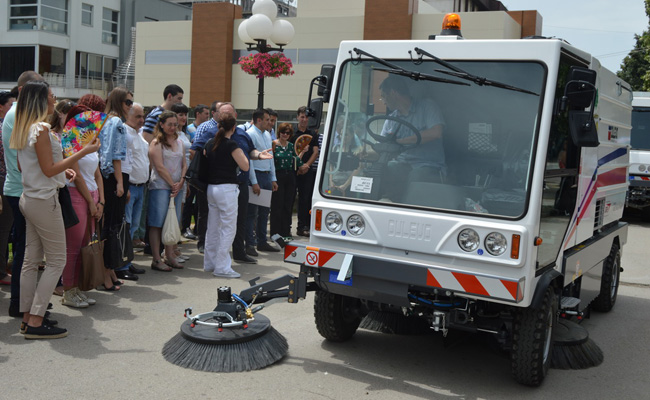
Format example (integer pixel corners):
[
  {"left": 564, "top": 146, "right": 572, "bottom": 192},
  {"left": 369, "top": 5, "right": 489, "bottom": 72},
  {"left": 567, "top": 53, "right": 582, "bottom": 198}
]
[{"left": 560, "top": 296, "right": 581, "bottom": 309}]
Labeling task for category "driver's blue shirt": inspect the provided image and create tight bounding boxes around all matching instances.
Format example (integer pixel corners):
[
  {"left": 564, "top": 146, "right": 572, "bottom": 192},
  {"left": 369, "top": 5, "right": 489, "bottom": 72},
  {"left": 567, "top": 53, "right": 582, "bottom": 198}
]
[{"left": 381, "top": 98, "right": 446, "bottom": 170}]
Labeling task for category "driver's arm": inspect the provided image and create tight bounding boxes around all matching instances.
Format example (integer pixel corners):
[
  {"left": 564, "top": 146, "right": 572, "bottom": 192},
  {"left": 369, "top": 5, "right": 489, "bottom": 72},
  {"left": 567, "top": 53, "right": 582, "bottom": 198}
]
[{"left": 396, "top": 124, "right": 443, "bottom": 145}]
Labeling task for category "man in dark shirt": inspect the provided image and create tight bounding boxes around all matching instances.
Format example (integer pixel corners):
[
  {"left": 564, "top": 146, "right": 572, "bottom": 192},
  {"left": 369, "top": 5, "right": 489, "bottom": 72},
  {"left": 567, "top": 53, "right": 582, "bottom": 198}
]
[
  {"left": 291, "top": 106, "right": 319, "bottom": 237},
  {"left": 142, "top": 84, "right": 184, "bottom": 143}
]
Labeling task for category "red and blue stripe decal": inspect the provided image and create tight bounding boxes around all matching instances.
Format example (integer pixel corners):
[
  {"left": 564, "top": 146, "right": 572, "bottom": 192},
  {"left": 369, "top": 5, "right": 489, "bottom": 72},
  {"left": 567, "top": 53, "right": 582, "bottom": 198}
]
[{"left": 564, "top": 148, "right": 627, "bottom": 248}]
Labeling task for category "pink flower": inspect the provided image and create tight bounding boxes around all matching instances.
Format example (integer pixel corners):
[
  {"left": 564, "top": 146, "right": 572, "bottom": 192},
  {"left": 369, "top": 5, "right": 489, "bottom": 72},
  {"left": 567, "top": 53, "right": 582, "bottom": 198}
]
[{"left": 238, "top": 52, "right": 295, "bottom": 78}]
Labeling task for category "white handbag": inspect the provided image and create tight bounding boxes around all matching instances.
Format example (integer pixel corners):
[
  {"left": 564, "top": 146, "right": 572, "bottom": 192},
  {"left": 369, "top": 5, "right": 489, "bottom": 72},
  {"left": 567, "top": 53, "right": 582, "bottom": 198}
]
[{"left": 162, "top": 198, "right": 181, "bottom": 246}]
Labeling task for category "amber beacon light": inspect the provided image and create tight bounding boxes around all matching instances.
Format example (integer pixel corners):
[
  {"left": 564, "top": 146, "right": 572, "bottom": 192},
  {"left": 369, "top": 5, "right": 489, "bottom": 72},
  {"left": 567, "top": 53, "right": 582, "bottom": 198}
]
[{"left": 441, "top": 13, "right": 462, "bottom": 36}]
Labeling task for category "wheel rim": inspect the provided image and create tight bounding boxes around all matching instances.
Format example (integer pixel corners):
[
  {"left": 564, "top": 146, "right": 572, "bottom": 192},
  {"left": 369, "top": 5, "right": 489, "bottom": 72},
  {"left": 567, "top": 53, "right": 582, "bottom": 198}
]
[
  {"left": 610, "top": 253, "right": 620, "bottom": 300},
  {"left": 542, "top": 308, "right": 553, "bottom": 363}
]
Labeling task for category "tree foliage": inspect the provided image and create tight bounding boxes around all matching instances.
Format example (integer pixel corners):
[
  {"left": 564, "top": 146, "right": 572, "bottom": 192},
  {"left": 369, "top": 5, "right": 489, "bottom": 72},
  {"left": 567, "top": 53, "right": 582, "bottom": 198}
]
[{"left": 618, "top": 0, "right": 650, "bottom": 91}]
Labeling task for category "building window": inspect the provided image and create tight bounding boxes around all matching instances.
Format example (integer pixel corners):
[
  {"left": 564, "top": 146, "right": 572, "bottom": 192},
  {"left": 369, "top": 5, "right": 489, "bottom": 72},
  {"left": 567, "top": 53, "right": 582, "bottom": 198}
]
[
  {"left": 0, "top": 46, "right": 36, "bottom": 82},
  {"left": 82, "top": 3, "right": 93, "bottom": 26},
  {"left": 9, "top": 0, "right": 68, "bottom": 34},
  {"left": 41, "top": 0, "right": 68, "bottom": 33},
  {"left": 9, "top": 0, "right": 38, "bottom": 30},
  {"left": 102, "top": 8, "right": 119, "bottom": 45},
  {"left": 39, "top": 46, "right": 66, "bottom": 75},
  {"left": 76, "top": 51, "right": 117, "bottom": 90}
]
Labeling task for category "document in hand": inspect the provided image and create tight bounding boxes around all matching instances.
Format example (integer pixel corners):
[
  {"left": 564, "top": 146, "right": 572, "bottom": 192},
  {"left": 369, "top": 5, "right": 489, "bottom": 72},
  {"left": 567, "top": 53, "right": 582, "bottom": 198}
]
[{"left": 248, "top": 187, "right": 272, "bottom": 207}]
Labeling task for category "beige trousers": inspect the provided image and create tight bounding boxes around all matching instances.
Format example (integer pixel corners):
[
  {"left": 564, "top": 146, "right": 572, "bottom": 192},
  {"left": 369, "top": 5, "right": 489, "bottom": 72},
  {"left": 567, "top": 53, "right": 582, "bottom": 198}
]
[{"left": 19, "top": 194, "right": 66, "bottom": 317}]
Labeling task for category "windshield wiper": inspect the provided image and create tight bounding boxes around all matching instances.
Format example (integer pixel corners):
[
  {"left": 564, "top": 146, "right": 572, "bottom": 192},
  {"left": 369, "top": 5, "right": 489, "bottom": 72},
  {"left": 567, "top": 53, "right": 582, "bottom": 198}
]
[
  {"left": 413, "top": 47, "right": 539, "bottom": 96},
  {"left": 352, "top": 48, "right": 469, "bottom": 86}
]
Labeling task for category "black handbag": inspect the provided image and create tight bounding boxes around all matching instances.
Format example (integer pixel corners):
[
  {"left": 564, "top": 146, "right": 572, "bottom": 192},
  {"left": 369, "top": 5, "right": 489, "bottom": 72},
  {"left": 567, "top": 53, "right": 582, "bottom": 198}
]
[
  {"left": 58, "top": 186, "right": 79, "bottom": 229},
  {"left": 185, "top": 142, "right": 207, "bottom": 193},
  {"left": 103, "top": 218, "right": 134, "bottom": 269}
]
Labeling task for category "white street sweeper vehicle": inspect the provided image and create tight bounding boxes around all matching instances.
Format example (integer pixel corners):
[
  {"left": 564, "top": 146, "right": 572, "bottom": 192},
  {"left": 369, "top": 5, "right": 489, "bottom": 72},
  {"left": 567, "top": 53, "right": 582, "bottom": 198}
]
[
  {"left": 626, "top": 92, "right": 650, "bottom": 214},
  {"left": 279, "top": 17, "right": 631, "bottom": 386},
  {"left": 163, "top": 15, "right": 631, "bottom": 387}
]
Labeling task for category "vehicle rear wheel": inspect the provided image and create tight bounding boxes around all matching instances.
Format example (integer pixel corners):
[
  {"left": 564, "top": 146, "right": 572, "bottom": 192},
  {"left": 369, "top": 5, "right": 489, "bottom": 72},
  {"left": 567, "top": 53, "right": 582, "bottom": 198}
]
[
  {"left": 511, "top": 286, "right": 557, "bottom": 386},
  {"left": 314, "top": 291, "right": 362, "bottom": 342},
  {"left": 592, "top": 242, "right": 621, "bottom": 312}
]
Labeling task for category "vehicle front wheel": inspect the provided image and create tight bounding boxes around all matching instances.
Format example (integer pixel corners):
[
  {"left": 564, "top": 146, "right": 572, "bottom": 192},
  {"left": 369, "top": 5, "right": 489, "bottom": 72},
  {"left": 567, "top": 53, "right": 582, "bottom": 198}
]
[
  {"left": 591, "top": 242, "right": 621, "bottom": 312},
  {"left": 314, "top": 291, "right": 362, "bottom": 342},
  {"left": 511, "top": 286, "right": 558, "bottom": 386}
]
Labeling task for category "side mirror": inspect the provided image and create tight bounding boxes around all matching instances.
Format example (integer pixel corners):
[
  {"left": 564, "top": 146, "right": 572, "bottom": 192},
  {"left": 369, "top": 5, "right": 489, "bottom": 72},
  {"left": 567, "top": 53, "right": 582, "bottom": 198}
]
[
  {"left": 563, "top": 67, "right": 597, "bottom": 110},
  {"left": 317, "top": 64, "right": 335, "bottom": 103},
  {"left": 562, "top": 67, "right": 599, "bottom": 147},
  {"left": 307, "top": 97, "right": 323, "bottom": 130}
]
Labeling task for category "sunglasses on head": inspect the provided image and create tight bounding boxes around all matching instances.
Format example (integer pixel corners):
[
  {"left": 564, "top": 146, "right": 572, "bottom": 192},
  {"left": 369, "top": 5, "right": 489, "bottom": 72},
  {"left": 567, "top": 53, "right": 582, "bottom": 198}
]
[{"left": 124, "top": 99, "right": 133, "bottom": 106}]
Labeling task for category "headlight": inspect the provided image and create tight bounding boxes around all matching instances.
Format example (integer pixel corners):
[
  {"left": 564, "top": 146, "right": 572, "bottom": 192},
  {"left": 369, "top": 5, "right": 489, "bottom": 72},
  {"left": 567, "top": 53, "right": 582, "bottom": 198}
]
[
  {"left": 639, "top": 165, "right": 646, "bottom": 173},
  {"left": 325, "top": 212, "right": 343, "bottom": 233},
  {"left": 458, "top": 228, "right": 479, "bottom": 252},
  {"left": 346, "top": 214, "right": 365, "bottom": 236},
  {"left": 485, "top": 232, "right": 507, "bottom": 256}
]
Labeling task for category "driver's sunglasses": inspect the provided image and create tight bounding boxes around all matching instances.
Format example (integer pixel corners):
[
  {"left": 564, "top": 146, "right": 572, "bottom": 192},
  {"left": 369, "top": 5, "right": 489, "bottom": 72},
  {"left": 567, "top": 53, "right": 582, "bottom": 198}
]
[
  {"left": 124, "top": 99, "right": 134, "bottom": 106},
  {"left": 280, "top": 131, "right": 292, "bottom": 135}
]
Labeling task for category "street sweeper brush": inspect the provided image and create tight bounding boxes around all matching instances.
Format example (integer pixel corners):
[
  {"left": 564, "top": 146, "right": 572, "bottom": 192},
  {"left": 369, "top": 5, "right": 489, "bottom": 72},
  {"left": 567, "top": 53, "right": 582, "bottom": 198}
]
[
  {"left": 550, "top": 318, "right": 603, "bottom": 370},
  {"left": 162, "top": 286, "right": 288, "bottom": 372}
]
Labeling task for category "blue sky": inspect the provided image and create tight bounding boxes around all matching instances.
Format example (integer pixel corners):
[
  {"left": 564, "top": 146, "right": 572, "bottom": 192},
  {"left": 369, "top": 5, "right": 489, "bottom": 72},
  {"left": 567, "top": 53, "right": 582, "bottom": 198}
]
[{"left": 501, "top": 0, "right": 648, "bottom": 73}]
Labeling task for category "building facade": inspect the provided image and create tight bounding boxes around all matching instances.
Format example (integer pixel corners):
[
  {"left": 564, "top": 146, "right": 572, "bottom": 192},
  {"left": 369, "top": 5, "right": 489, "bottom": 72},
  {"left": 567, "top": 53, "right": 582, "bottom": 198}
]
[
  {"left": 0, "top": 0, "right": 191, "bottom": 98},
  {"left": 135, "top": 0, "right": 541, "bottom": 117}
]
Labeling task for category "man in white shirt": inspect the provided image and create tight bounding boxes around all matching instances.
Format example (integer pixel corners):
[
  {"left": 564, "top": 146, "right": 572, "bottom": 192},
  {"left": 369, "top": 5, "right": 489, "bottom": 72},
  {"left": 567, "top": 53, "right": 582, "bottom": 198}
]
[{"left": 121, "top": 103, "right": 149, "bottom": 277}]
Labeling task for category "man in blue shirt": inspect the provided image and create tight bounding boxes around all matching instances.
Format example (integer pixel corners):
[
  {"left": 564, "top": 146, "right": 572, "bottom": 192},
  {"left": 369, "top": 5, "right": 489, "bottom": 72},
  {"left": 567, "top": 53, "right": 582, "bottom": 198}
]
[
  {"left": 186, "top": 104, "right": 209, "bottom": 142},
  {"left": 246, "top": 109, "right": 280, "bottom": 255}
]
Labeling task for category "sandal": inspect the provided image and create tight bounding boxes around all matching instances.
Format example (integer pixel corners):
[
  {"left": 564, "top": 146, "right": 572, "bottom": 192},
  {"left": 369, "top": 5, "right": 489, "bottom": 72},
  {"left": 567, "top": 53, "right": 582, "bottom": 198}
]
[
  {"left": 151, "top": 259, "right": 172, "bottom": 272},
  {"left": 113, "top": 280, "right": 125, "bottom": 286},
  {"left": 165, "top": 258, "right": 184, "bottom": 269},
  {"left": 102, "top": 284, "right": 120, "bottom": 291}
]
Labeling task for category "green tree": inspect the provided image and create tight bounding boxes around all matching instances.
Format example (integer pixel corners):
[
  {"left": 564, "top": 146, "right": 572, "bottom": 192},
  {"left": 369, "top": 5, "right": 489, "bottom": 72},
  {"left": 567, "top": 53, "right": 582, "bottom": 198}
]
[{"left": 618, "top": 0, "right": 650, "bottom": 90}]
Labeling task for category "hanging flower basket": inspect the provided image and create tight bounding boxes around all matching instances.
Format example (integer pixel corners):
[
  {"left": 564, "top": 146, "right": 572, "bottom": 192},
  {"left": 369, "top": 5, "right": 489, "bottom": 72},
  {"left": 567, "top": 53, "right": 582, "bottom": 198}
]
[{"left": 238, "top": 52, "right": 295, "bottom": 79}]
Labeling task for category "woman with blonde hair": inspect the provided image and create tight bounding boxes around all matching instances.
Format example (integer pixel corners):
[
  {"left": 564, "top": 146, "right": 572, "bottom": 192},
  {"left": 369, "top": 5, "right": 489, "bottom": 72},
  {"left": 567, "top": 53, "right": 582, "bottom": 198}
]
[
  {"left": 98, "top": 86, "right": 133, "bottom": 290},
  {"left": 148, "top": 111, "right": 187, "bottom": 271},
  {"left": 10, "top": 80, "right": 99, "bottom": 339}
]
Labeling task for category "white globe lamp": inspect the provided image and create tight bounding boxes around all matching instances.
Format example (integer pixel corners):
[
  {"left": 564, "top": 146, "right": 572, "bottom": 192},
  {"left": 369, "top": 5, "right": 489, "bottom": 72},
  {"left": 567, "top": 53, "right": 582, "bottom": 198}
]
[
  {"left": 252, "top": 0, "right": 277, "bottom": 22},
  {"left": 270, "top": 19, "right": 295, "bottom": 46},
  {"left": 246, "top": 13, "right": 273, "bottom": 41}
]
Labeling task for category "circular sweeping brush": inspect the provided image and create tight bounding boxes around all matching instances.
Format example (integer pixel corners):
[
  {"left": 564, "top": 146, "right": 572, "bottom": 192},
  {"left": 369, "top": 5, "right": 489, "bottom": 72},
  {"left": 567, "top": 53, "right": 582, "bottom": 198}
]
[
  {"left": 551, "top": 319, "right": 604, "bottom": 370},
  {"left": 162, "top": 287, "right": 289, "bottom": 372}
]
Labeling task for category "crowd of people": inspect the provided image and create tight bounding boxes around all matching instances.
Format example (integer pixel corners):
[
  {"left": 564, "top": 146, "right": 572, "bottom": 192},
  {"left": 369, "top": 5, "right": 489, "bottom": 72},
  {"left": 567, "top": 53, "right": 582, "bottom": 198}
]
[{"left": 0, "top": 73, "right": 321, "bottom": 339}]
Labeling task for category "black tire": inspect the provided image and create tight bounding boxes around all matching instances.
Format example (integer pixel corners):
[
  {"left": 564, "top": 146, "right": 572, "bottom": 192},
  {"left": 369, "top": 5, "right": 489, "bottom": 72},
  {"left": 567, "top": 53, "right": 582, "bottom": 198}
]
[
  {"left": 511, "top": 287, "right": 558, "bottom": 387},
  {"left": 592, "top": 243, "right": 621, "bottom": 312},
  {"left": 314, "top": 291, "right": 362, "bottom": 342}
]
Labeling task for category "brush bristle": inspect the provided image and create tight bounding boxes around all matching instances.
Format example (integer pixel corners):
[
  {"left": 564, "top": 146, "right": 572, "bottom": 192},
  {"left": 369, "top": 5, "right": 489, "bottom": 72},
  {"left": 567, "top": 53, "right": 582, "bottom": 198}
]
[
  {"left": 360, "top": 311, "right": 431, "bottom": 334},
  {"left": 551, "top": 337, "right": 604, "bottom": 370},
  {"left": 162, "top": 327, "right": 288, "bottom": 372}
]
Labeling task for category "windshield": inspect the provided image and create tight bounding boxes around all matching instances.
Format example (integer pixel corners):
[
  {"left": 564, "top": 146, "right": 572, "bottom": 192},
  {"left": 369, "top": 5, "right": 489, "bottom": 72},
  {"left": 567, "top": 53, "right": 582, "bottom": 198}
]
[
  {"left": 320, "top": 59, "right": 546, "bottom": 218},
  {"left": 631, "top": 107, "right": 650, "bottom": 150}
]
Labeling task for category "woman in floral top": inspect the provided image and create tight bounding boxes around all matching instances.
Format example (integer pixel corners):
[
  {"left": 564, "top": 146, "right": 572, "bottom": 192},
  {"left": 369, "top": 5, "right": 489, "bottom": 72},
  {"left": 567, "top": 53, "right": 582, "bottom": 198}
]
[{"left": 270, "top": 122, "right": 303, "bottom": 240}]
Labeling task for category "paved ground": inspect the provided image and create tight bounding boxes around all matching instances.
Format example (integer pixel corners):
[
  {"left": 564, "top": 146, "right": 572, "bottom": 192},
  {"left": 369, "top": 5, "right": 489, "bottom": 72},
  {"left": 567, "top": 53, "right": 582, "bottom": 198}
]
[{"left": 0, "top": 215, "right": 648, "bottom": 399}]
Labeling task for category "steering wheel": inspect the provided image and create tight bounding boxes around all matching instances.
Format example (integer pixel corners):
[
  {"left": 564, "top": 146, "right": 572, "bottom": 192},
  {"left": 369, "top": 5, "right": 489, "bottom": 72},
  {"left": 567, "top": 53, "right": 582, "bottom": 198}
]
[{"left": 365, "top": 115, "right": 422, "bottom": 148}]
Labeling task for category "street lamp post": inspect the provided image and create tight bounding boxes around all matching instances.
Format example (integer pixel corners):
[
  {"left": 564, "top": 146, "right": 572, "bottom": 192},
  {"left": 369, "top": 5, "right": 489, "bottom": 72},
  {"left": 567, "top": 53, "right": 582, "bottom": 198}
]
[{"left": 238, "top": 0, "right": 295, "bottom": 109}]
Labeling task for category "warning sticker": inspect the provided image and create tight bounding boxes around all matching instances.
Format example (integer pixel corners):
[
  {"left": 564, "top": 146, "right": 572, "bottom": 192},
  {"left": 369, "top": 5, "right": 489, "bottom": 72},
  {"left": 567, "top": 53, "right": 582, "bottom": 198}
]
[{"left": 306, "top": 251, "right": 319, "bottom": 266}]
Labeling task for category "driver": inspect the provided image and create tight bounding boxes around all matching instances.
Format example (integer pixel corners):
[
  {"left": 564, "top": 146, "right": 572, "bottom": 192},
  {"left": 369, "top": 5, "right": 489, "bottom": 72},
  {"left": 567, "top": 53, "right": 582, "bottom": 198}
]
[{"left": 379, "top": 76, "right": 446, "bottom": 202}]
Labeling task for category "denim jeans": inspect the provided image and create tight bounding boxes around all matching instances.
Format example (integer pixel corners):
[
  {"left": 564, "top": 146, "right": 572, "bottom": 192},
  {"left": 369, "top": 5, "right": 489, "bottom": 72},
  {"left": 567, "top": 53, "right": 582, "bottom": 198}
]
[
  {"left": 125, "top": 184, "right": 145, "bottom": 239},
  {"left": 246, "top": 170, "right": 273, "bottom": 246},
  {"left": 7, "top": 196, "right": 25, "bottom": 306}
]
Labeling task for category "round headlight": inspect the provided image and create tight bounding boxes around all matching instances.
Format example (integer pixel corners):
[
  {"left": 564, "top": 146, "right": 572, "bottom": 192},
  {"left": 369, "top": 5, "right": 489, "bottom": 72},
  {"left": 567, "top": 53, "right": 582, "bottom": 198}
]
[
  {"left": 346, "top": 214, "right": 365, "bottom": 236},
  {"left": 325, "top": 212, "right": 343, "bottom": 233},
  {"left": 458, "top": 228, "right": 479, "bottom": 252},
  {"left": 639, "top": 164, "right": 646, "bottom": 173},
  {"left": 485, "top": 232, "right": 507, "bottom": 256}
]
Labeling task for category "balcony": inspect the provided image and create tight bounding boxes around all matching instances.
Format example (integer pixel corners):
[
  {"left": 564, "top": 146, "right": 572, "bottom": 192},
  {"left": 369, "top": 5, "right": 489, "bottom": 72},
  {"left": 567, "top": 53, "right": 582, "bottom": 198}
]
[{"left": 42, "top": 72, "right": 111, "bottom": 99}]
